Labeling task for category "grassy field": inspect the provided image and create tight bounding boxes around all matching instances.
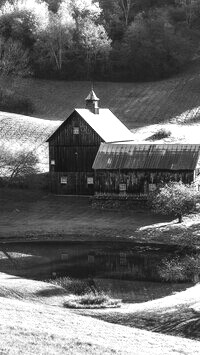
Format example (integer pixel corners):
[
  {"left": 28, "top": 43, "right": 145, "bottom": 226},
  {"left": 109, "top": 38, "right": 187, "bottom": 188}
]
[
  {"left": 1, "top": 60, "right": 200, "bottom": 129},
  {"left": 78, "top": 282, "right": 200, "bottom": 341},
  {"left": 0, "top": 272, "right": 200, "bottom": 354},
  {"left": 1, "top": 188, "right": 200, "bottom": 242},
  {"left": 0, "top": 188, "right": 169, "bottom": 240},
  {"left": 1, "top": 61, "right": 200, "bottom": 173}
]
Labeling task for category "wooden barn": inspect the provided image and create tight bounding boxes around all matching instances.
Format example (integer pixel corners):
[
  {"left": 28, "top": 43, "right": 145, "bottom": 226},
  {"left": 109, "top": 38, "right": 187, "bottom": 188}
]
[
  {"left": 47, "top": 90, "right": 133, "bottom": 195},
  {"left": 92, "top": 143, "right": 200, "bottom": 195}
]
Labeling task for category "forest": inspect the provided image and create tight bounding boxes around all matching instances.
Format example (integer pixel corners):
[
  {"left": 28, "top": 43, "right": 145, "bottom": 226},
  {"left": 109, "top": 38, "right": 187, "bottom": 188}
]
[{"left": 0, "top": 0, "right": 200, "bottom": 82}]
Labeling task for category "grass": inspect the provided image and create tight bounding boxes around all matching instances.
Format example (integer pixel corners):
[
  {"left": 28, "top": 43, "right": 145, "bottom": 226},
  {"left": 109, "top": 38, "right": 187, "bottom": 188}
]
[
  {"left": 2, "top": 60, "right": 200, "bottom": 129},
  {"left": 0, "top": 188, "right": 170, "bottom": 240},
  {"left": 64, "top": 293, "right": 121, "bottom": 309},
  {"left": 0, "top": 273, "right": 200, "bottom": 354},
  {"left": 78, "top": 283, "right": 200, "bottom": 341},
  {"left": 1, "top": 60, "right": 200, "bottom": 176}
]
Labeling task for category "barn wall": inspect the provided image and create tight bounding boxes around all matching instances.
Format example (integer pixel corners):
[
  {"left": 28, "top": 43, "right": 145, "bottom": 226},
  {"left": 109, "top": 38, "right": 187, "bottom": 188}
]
[
  {"left": 49, "top": 112, "right": 102, "bottom": 147},
  {"left": 94, "top": 170, "right": 194, "bottom": 194},
  {"left": 50, "top": 172, "right": 95, "bottom": 195},
  {"left": 49, "top": 146, "right": 99, "bottom": 172},
  {"left": 48, "top": 111, "right": 102, "bottom": 194}
]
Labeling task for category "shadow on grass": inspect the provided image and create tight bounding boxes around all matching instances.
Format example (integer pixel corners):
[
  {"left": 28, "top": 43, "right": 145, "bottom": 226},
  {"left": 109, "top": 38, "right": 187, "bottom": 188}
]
[{"left": 35, "top": 287, "right": 67, "bottom": 298}]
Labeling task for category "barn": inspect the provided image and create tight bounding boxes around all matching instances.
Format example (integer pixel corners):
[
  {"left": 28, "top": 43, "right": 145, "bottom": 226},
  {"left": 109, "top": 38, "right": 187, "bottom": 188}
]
[
  {"left": 92, "top": 143, "right": 200, "bottom": 195},
  {"left": 47, "top": 90, "right": 133, "bottom": 195}
]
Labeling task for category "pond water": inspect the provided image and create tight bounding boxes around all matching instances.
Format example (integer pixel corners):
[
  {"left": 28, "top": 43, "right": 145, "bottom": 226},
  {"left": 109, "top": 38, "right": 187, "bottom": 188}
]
[
  {"left": 93, "top": 279, "right": 192, "bottom": 303},
  {"left": 53, "top": 276, "right": 191, "bottom": 304}
]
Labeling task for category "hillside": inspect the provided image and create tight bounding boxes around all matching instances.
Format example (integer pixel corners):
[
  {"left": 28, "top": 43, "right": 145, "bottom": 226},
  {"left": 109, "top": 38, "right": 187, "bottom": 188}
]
[
  {"left": 0, "top": 272, "right": 200, "bottom": 354},
  {"left": 1, "top": 61, "right": 200, "bottom": 130},
  {"left": 0, "top": 111, "right": 60, "bottom": 171},
  {"left": 1, "top": 61, "right": 200, "bottom": 172}
]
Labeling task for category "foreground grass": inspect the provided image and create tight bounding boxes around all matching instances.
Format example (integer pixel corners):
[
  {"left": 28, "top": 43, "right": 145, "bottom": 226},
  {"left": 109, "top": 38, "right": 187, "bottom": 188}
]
[
  {"left": 78, "top": 283, "right": 200, "bottom": 341},
  {"left": 0, "top": 273, "right": 200, "bottom": 354},
  {"left": 2, "top": 296, "right": 200, "bottom": 355}
]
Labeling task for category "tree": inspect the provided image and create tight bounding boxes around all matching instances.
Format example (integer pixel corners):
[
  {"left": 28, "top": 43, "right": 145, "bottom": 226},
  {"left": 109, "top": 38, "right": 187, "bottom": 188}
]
[
  {"left": 117, "top": 8, "right": 192, "bottom": 81},
  {"left": 119, "top": 0, "right": 134, "bottom": 27},
  {"left": 151, "top": 181, "right": 200, "bottom": 223},
  {"left": 34, "top": 9, "right": 74, "bottom": 75},
  {"left": 0, "top": 38, "right": 30, "bottom": 77},
  {"left": 0, "top": 145, "right": 39, "bottom": 186}
]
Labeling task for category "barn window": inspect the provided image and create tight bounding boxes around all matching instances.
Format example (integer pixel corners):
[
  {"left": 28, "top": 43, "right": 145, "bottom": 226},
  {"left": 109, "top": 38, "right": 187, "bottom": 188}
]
[
  {"left": 119, "top": 183, "right": 126, "bottom": 192},
  {"left": 50, "top": 159, "right": 55, "bottom": 165},
  {"left": 120, "top": 252, "right": 127, "bottom": 266},
  {"left": 73, "top": 127, "right": 79, "bottom": 135},
  {"left": 61, "top": 176, "right": 67, "bottom": 184},
  {"left": 61, "top": 253, "right": 68, "bottom": 261},
  {"left": 149, "top": 183, "right": 157, "bottom": 192},
  {"left": 107, "top": 158, "right": 112, "bottom": 165},
  {"left": 87, "top": 177, "right": 94, "bottom": 185},
  {"left": 88, "top": 254, "right": 95, "bottom": 263}
]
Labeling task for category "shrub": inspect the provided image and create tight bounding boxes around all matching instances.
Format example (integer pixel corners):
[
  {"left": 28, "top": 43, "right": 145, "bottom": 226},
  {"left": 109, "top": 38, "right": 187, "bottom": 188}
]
[
  {"left": 147, "top": 129, "right": 171, "bottom": 141},
  {"left": 64, "top": 292, "right": 121, "bottom": 309},
  {"left": 50, "top": 277, "right": 90, "bottom": 296},
  {"left": 150, "top": 181, "right": 200, "bottom": 223},
  {"left": 0, "top": 89, "right": 34, "bottom": 115},
  {"left": 158, "top": 255, "right": 200, "bottom": 282}
]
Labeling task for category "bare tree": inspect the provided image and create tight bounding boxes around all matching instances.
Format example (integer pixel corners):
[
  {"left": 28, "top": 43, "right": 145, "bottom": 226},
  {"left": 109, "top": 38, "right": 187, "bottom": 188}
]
[
  {"left": 0, "top": 145, "right": 39, "bottom": 186},
  {"left": 119, "top": 0, "right": 133, "bottom": 27}
]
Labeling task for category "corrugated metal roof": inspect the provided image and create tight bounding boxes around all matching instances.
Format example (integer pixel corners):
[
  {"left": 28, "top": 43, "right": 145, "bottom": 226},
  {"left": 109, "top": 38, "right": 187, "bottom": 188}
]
[
  {"left": 93, "top": 144, "right": 200, "bottom": 170},
  {"left": 75, "top": 109, "right": 134, "bottom": 142}
]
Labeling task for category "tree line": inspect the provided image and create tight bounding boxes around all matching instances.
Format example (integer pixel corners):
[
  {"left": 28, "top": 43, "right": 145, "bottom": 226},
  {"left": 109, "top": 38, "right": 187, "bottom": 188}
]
[{"left": 0, "top": 0, "right": 200, "bottom": 82}]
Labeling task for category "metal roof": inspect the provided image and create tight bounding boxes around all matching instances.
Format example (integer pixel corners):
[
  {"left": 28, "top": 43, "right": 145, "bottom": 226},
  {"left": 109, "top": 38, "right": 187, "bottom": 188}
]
[
  {"left": 92, "top": 143, "right": 200, "bottom": 170},
  {"left": 75, "top": 109, "right": 134, "bottom": 142}
]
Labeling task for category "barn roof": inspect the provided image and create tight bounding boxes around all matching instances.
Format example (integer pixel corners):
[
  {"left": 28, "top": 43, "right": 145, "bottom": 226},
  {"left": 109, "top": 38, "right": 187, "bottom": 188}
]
[
  {"left": 93, "top": 143, "right": 200, "bottom": 170},
  {"left": 75, "top": 109, "right": 133, "bottom": 142},
  {"left": 47, "top": 108, "right": 134, "bottom": 143}
]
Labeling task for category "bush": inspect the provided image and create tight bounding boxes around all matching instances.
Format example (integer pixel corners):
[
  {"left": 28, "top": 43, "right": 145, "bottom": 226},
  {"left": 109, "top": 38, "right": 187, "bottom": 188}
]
[
  {"left": 158, "top": 255, "right": 200, "bottom": 282},
  {"left": 50, "top": 277, "right": 90, "bottom": 296},
  {"left": 146, "top": 129, "right": 171, "bottom": 141},
  {"left": 0, "top": 89, "right": 34, "bottom": 115},
  {"left": 150, "top": 181, "right": 200, "bottom": 223},
  {"left": 64, "top": 292, "right": 121, "bottom": 309}
]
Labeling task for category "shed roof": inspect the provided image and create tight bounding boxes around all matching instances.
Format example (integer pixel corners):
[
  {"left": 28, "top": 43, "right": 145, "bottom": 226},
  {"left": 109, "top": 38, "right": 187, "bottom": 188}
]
[
  {"left": 47, "top": 109, "right": 134, "bottom": 143},
  {"left": 93, "top": 143, "right": 200, "bottom": 171}
]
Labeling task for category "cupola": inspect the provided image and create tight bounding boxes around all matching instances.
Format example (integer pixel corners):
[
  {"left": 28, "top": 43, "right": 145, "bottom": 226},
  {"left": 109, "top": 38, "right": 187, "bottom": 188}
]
[{"left": 85, "top": 89, "right": 99, "bottom": 114}]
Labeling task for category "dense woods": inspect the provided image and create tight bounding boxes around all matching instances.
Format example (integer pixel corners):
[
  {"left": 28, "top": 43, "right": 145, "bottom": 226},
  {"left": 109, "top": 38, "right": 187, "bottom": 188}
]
[{"left": 0, "top": 0, "right": 200, "bottom": 82}]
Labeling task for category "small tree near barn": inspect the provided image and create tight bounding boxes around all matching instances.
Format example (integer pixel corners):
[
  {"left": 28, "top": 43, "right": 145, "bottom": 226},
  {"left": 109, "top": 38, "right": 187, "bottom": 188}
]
[
  {"left": 0, "top": 145, "right": 39, "bottom": 187},
  {"left": 151, "top": 181, "right": 200, "bottom": 223}
]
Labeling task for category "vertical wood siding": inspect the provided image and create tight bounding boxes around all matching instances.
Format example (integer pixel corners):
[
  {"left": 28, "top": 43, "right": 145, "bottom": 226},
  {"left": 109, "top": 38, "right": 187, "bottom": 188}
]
[
  {"left": 94, "top": 170, "right": 194, "bottom": 194},
  {"left": 48, "top": 111, "right": 102, "bottom": 194}
]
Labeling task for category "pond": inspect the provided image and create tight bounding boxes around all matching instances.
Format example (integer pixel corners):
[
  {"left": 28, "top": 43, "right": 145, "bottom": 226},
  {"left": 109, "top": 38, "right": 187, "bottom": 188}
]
[
  {"left": 94, "top": 278, "right": 191, "bottom": 303},
  {"left": 51, "top": 276, "right": 191, "bottom": 304}
]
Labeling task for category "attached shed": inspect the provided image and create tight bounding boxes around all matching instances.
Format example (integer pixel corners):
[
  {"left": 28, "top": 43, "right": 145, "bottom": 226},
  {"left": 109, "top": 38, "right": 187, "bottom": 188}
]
[
  {"left": 47, "top": 90, "right": 133, "bottom": 195},
  {"left": 92, "top": 143, "right": 200, "bottom": 195}
]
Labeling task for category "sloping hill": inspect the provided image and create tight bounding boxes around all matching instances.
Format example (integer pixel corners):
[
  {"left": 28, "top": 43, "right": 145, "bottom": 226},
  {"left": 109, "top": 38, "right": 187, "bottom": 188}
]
[
  {"left": 0, "top": 272, "right": 200, "bottom": 355},
  {"left": 1, "top": 61, "right": 200, "bottom": 171},
  {"left": 2, "top": 60, "right": 200, "bottom": 129},
  {"left": 0, "top": 112, "right": 61, "bottom": 171}
]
